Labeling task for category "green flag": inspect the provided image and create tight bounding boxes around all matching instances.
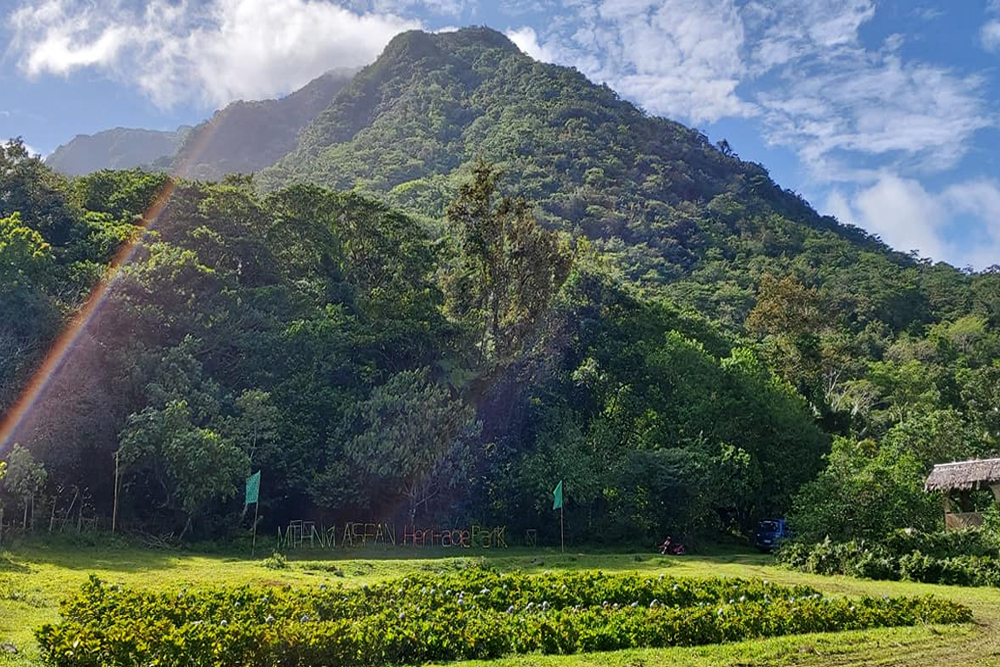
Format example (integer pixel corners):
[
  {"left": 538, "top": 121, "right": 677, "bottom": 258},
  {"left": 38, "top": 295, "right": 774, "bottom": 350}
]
[
  {"left": 245, "top": 471, "right": 261, "bottom": 506},
  {"left": 552, "top": 480, "right": 563, "bottom": 510}
]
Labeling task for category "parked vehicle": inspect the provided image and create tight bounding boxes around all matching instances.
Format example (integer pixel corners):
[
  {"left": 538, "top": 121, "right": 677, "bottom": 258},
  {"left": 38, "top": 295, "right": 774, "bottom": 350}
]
[{"left": 755, "top": 518, "right": 790, "bottom": 552}]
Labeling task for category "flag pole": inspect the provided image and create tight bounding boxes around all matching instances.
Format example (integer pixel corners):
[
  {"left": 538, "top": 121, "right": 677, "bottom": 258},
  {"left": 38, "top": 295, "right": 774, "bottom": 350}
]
[
  {"left": 560, "top": 504, "right": 564, "bottom": 553},
  {"left": 112, "top": 449, "right": 120, "bottom": 535},
  {"left": 251, "top": 472, "right": 260, "bottom": 558}
]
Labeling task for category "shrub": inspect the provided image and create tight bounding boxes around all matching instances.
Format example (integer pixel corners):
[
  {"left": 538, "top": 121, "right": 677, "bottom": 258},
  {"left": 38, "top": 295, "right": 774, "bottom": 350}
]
[
  {"left": 36, "top": 571, "right": 971, "bottom": 666},
  {"left": 261, "top": 551, "right": 288, "bottom": 570},
  {"left": 778, "top": 528, "right": 1000, "bottom": 587}
]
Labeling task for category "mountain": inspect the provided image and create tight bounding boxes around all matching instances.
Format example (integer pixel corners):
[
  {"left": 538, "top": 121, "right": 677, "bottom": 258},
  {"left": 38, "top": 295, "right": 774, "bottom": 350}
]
[
  {"left": 44, "top": 26, "right": 996, "bottom": 336},
  {"left": 45, "top": 70, "right": 354, "bottom": 180},
  {"left": 170, "top": 69, "right": 355, "bottom": 181},
  {"left": 5, "top": 27, "right": 1000, "bottom": 544},
  {"left": 46, "top": 127, "right": 189, "bottom": 176},
  {"left": 262, "top": 28, "right": 963, "bottom": 333}
]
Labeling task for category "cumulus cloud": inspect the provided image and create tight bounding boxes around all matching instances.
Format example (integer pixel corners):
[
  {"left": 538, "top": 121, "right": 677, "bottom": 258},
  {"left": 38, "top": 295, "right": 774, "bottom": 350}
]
[
  {"left": 506, "top": 26, "right": 561, "bottom": 63},
  {"left": 508, "top": 0, "right": 751, "bottom": 124},
  {"left": 826, "top": 175, "right": 1000, "bottom": 269},
  {"left": 983, "top": 21, "right": 1000, "bottom": 52},
  {"left": 7, "top": 0, "right": 421, "bottom": 107},
  {"left": 503, "top": 0, "right": 991, "bottom": 182}
]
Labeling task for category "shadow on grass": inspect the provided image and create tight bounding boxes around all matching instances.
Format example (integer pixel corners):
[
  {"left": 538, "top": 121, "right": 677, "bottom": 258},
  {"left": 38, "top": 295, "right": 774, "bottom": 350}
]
[
  {"left": 1, "top": 540, "right": 182, "bottom": 573},
  {"left": 284, "top": 547, "right": 773, "bottom": 576},
  {"left": 0, "top": 553, "right": 31, "bottom": 574}
]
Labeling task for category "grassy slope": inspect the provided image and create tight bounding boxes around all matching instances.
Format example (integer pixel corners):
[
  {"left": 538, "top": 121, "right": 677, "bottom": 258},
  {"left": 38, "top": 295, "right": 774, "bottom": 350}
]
[{"left": 0, "top": 546, "right": 996, "bottom": 666}]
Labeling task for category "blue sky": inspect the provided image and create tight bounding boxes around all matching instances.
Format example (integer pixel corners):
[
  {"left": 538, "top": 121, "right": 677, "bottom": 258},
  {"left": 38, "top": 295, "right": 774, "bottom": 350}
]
[{"left": 2, "top": 1, "right": 1000, "bottom": 269}]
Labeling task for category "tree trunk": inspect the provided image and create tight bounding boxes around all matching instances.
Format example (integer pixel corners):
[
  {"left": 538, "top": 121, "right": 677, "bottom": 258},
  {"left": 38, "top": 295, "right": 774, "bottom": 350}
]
[
  {"left": 179, "top": 515, "right": 193, "bottom": 541},
  {"left": 22, "top": 497, "right": 28, "bottom": 529}
]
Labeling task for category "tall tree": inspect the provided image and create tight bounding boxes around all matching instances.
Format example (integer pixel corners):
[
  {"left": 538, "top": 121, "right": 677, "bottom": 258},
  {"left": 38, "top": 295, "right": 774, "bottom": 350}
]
[{"left": 446, "top": 159, "right": 572, "bottom": 367}]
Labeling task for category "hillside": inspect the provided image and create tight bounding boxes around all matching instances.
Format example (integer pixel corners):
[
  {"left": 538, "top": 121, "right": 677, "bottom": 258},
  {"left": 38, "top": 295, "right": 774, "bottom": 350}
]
[
  {"left": 261, "top": 28, "right": 989, "bottom": 337},
  {"left": 171, "top": 69, "right": 355, "bottom": 181},
  {"left": 44, "top": 70, "right": 354, "bottom": 180},
  {"left": 3, "top": 27, "right": 1000, "bottom": 547},
  {"left": 46, "top": 127, "right": 189, "bottom": 175}
]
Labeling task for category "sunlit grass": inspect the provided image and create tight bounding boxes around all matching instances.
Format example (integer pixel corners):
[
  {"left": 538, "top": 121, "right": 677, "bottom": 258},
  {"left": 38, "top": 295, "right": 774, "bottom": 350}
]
[{"left": 0, "top": 544, "right": 996, "bottom": 666}]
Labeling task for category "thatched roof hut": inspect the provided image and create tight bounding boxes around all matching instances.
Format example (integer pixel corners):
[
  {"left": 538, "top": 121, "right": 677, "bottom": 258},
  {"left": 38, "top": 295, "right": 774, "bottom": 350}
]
[{"left": 925, "top": 458, "right": 1000, "bottom": 492}]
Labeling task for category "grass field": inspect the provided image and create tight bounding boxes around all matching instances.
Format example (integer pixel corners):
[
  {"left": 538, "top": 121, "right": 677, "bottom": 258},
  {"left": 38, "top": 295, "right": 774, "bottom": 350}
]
[{"left": 1, "top": 543, "right": 998, "bottom": 666}]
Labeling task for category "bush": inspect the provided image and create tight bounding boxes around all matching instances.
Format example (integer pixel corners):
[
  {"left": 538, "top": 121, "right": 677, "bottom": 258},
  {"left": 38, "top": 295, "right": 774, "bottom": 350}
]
[
  {"left": 36, "top": 571, "right": 971, "bottom": 666},
  {"left": 884, "top": 528, "right": 1000, "bottom": 560},
  {"left": 778, "top": 528, "right": 1000, "bottom": 587},
  {"left": 261, "top": 551, "right": 288, "bottom": 570}
]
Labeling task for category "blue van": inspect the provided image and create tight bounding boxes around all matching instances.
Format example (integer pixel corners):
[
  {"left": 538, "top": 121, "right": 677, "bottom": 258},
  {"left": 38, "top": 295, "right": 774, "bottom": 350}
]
[{"left": 755, "top": 518, "right": 790, "bottom": 552}]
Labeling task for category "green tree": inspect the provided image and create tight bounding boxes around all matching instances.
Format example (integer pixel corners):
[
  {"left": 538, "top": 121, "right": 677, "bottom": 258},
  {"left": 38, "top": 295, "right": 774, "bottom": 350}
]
[
  {"left": 229, "top": 389, "right": 280, "bottom": 465},
  {"left": 119, "top": 401, "right": 248, "bottom": 537},
  {"left": 0, "top": 213, "right": 54, "bottom": 290},
  {"left": 343, "top": 369, "right": 480, "bottom": 522},
  {"left": 790, "top": 437, "right": 939, "bottom": 542},
  {"left": 2, "top": 444, "right": 47, "bottom": 529},
  {"left": 958, "top": 363, "right": 1000, "bottom": 449},
  {"left": 446, "top": 159, "right": 572, "bottom": 366}
]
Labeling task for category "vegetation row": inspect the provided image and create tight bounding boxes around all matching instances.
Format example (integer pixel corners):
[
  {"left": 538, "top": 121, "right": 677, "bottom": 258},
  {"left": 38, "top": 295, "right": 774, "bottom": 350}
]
[
  {"left": 37, "top": 570, "right": 972, "bottom": 666},
  {"left": 779, "top": 528, "right": 1000, "bottom": 586}
]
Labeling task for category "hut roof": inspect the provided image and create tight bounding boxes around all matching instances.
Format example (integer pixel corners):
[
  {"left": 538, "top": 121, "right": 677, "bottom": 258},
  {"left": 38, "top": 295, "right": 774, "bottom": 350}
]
[{"left": 925, "top": 458, "right": 1000, "bottom": 492}]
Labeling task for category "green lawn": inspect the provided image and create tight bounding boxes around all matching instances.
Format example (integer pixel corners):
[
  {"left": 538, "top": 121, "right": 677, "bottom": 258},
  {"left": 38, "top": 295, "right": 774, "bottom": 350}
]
[{"left": 0, "top": 544, "right": 997, "bottom": 666}]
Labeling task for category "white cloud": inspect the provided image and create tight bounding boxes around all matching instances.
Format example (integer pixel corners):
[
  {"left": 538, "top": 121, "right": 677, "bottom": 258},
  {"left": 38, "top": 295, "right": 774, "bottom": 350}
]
[
  {"left": 826, "top": 175, "right": 1000, "bottom": 269},
  {"left": 911, "top": 6, "right": 944, "bottom": 21},
  {"left": 506, "top": 26, "right": 561, "bottom": 63},
  {"left": 982, "top": 20, "right": 1000, "bottom": 53},
  {"left": 744, "top": 0, "right": 992, "bottom": 183},
  {"left": 512, "top": 0, "right": 751, "bottom": 123},
  {"left": 743, "top": 0, "right": 874, "bottom": 71},
  {"left": 853, "top": 174, "right": 947, "bottom": 259},
  {"left": 8, "top": 0, "right": 421, "bottom": 107},
  {"left": 366, "top": 0, "right": 467, "bottom": 16},
  {"left": 758, "top": 54, "right": 991, "bottom": 180}
]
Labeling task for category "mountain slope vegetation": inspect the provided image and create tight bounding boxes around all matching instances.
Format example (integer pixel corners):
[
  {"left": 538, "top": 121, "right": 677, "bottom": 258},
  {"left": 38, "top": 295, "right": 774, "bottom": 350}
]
[
  {"left": 2, "top": 27, "right": 999, "bottom": 545},
  {"left": 171, "top": 69, "right": 355, "bottom": 181}
]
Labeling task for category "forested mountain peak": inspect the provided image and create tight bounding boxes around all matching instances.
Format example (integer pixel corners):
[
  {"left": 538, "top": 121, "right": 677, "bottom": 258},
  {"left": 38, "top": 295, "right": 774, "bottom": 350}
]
[
  {"left": 262, "top": 26, "right": 975, "bottom": 338},
  {"left": 4, "top": 25, "right": 1000, "bottom": 549}
]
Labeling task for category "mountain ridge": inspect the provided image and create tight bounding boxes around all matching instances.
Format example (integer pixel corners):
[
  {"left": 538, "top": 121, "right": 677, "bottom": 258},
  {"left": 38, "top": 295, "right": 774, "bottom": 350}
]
[
  {"left": 43, "top": 26, "right": 986, "bottom": 335},
  {"left": 45, "top": 69, "right": 356, "bottom": 180},
  {"left": 45, "top": 126, "right": 191, "bottom": 175},
  {"left": 259, "top": 27, "right": 946, "bottom": 331}
]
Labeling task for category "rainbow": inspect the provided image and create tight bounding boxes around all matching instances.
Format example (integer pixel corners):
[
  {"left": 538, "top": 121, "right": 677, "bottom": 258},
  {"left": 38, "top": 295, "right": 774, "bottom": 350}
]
[{"left": 0, "top": 117, "right": 226, "bottom": 457}]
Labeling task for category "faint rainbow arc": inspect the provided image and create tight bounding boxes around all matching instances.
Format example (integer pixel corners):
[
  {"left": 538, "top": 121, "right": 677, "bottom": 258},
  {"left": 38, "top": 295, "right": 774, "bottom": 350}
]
[{"left": 0, "top": 118, "right": 223, "bottom": 456}]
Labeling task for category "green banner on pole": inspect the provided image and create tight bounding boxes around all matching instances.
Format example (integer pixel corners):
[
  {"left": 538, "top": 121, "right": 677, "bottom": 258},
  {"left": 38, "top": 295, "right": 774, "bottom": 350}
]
[
  {"left": 552, "top": 480, "right": 563, "bottom": 510},
  {"left": 245, "top": 471, "right": 261, "bottom": 506}
]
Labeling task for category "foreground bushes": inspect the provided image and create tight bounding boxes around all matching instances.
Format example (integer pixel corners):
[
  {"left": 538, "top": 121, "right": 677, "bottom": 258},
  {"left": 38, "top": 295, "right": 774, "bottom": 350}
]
[
  {"left": 779, "top": 529, "right": 1000, "bottom": 586},
  {"left": 37, "top": 570, "right": 971, "bottom": 666}
]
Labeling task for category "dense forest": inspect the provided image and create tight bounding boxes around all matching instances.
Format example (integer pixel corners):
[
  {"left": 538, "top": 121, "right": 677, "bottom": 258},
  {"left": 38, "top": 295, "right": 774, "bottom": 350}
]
[{"left": 3, "top": 27, "right": 1000, "bottom": 545}]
